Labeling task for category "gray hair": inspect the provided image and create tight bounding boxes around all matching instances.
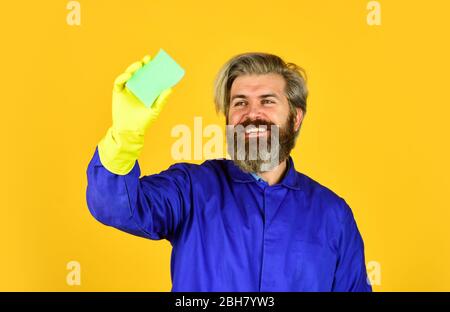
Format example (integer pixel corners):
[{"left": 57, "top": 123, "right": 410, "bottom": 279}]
[{"left": 213, "top": 52, "right": 308, "bottom": 117}]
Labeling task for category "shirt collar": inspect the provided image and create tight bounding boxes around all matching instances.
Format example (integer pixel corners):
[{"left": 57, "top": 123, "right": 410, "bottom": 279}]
[
  {"left": 250, "top": 171, "right": 263, "bottom": 181},
  {"left": 225, "top": 156, "right": 303, "bottom": 190}
]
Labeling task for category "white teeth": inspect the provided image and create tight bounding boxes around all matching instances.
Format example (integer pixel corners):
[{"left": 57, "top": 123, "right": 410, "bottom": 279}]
[{"left": 245, "top": 127, "right": 268, "bottom": 134}]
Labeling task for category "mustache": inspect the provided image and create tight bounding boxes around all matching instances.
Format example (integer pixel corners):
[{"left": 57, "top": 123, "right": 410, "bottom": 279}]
[{"left": 235, "top": 119, "right": 277, "bottom": 128}]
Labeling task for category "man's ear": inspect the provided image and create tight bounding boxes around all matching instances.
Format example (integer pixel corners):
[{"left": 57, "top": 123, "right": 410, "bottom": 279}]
[{"left": 294, "top": 107, "right": 304, "bottom": 132}]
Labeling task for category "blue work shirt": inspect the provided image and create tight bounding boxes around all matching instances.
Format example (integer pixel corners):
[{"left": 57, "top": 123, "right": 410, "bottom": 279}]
[{"left": 86, "top": 147, "right": 371, "bottom": 292}]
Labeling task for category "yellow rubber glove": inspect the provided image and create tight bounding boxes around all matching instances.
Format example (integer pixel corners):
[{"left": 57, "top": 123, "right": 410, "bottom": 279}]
[{"left": 98, "top": 55, "right": 173, "bottom": 175}]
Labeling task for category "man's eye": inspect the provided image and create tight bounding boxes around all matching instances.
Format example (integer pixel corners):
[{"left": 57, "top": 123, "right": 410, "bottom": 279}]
[
  {"left": 234, "top": 101, "right": 245, "bottom": 107},
  {"left": 262, "top": 99, "right": 275, "bottom": 104}
]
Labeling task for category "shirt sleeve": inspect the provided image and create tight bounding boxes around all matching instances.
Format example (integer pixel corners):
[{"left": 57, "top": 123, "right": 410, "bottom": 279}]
[
  {"left": 331, "top": 199, "right": 372, "bottom": 292},
  {"left": 86, "top": 147, "right": 192, "bottom": 242}
]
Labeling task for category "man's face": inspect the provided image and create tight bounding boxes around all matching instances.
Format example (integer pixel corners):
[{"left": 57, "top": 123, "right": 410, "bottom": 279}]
[{"left": 226, "top": 73, "right": 303, "bottom": 173}]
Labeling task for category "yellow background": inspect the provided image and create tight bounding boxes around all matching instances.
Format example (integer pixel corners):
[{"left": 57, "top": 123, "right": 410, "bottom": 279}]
[{"left": 0, "top": 0, "right": 449, "bottom": 291}]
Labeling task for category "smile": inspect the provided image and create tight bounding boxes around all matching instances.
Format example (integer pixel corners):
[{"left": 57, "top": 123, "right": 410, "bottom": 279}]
[{"left": 245, "top": 127, "right": 269, "bottom": 137}]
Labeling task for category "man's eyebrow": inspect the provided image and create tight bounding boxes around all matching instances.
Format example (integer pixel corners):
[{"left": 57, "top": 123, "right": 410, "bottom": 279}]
[
  {"left": 231, "top": 94, "right": 247, "bottom": 101},
  {"left": 230, "top": 93, "right": 280, "bottom": 101},
  {"left": 259, "top": 93, "right": 279, "bottom": 99}
]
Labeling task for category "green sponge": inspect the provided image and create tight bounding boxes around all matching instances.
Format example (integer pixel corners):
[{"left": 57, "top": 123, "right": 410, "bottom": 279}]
[{"left": 126, "top": 49, "right": 185, "bottom": 107}]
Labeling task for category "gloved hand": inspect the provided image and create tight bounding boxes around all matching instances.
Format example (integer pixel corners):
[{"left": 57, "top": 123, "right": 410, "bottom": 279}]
[{"left": 98, "top": 55, "right": 173, "bottom": 175}]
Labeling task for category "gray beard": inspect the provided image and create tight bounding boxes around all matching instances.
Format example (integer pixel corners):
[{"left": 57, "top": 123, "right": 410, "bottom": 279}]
[{"left": 226, "top": 113, "right": 297, "bottom": 174}]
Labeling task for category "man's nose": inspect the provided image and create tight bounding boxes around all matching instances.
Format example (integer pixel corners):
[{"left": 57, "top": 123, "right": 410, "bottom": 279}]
[{"left": 246, "top": 101, "right": 263, "bottom": 120}]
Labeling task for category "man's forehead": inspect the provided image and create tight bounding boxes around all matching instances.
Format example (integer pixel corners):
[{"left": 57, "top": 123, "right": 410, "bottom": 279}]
[{"left": 230, "top": 74, "right": 285, "bottom": 97}]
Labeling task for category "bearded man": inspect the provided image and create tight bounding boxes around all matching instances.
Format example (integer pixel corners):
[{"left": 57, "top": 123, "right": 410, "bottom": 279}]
[{"left": 86, "top": 52, "right": 371, "bottom": 292}]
